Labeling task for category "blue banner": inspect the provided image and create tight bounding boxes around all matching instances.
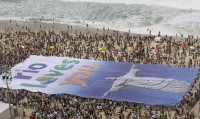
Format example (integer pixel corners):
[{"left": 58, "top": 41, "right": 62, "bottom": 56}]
[{"left": 0, "top": 55, "right": 198, "bottom": 105}]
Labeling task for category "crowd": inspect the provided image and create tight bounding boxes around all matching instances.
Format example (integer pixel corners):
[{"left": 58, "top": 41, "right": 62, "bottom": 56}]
[
  {"left": 1, "top": 26, "right": 200, "bottom": 68},
  {"left": 0, "top": 25, "right": 200, "bottom": 119}
]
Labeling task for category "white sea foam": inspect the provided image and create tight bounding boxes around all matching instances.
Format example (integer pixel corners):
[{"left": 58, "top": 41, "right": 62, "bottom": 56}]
[{"left": 62, "top": 0, "right": 200, "bottom": 10}]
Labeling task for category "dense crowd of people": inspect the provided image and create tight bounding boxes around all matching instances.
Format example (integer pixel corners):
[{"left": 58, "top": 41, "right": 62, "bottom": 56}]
[
  {"left": 1, "top": 26, "right": 200, "bottom": 69},
  {"left": 0, "top": 25, "right": 200, "bottom": 119}
]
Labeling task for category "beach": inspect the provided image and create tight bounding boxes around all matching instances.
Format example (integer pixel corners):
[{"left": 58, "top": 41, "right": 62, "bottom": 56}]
[
  {"left": 0, "top": 19, "right": 187, "bottom": 42},
  {"left": 0, "top": 20, "right": 147, "bottom": 36},
  {"left": 0, "top": 0, "right": 199, "bottom": 118},
  {"left": 0, "top": 20, "right": 199, "bottom": 118}
]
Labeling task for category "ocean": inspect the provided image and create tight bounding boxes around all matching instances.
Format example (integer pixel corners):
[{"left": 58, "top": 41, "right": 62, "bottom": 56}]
[{"left": 0, "top": 0, "right": 200, "bottom": 36}]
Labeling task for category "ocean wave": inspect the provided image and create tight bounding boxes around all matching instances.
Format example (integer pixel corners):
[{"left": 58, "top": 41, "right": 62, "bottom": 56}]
[
  {"left": 0, "top": 0, "right": 199, "bottom": 36},
  {"left": 61, "top": 0, "right": 200, "bottom": 10}
]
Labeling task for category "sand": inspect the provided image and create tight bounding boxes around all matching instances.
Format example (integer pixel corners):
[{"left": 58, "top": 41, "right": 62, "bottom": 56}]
[
  {"left": 0, "top": 19, "right": 168, "bottom": 37},
  {"left": 0, "top": 20, "right": 118, "bottom": 35}
]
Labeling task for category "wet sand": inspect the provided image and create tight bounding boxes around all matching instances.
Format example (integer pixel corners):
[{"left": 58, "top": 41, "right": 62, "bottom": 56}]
[{"left": 0, "top": 20, "right": 177, "bottom": 37}]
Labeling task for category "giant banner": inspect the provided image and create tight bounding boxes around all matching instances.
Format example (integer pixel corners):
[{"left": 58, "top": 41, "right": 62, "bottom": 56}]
[{"left": 0, "top": 55, "right": 198, "bottom": 105}]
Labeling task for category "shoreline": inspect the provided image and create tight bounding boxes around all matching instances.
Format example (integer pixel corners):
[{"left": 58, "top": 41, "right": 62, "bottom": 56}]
[{"left": 0, "top": 19, "right": 187, "bottom": 40}]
